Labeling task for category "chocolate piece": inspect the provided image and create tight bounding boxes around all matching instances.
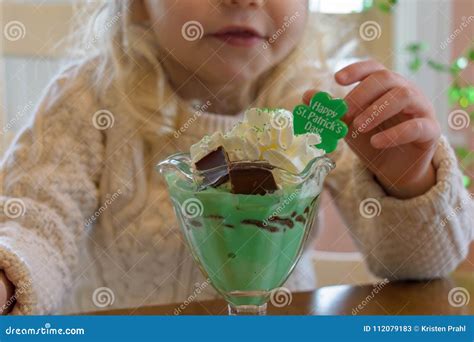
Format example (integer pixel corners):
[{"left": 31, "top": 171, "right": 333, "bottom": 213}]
[
  {"left": 195, "top": 147, "right": 279, "bottom": 194},
  {"left": 229, "top": 162, "right": 277, "bottom": 195},
  {"left": 195, "top": 146, "right": 230, "bottom": 187}
]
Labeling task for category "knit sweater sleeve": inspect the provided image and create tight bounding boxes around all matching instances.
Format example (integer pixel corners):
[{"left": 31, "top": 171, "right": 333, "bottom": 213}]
[
  {"left": 0, "top": 66, "right": 104, "bottom": 314},
  {"left": 326, "top": 137, "right": 473, "bottom": 280}
]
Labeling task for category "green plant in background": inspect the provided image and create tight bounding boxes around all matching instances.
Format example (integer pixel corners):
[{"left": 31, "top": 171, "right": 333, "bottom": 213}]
[
  {"left": 406, "top": 43, "right": 474, "bottom": 188},
  {"left": 361, "top": 0, "right": 398, "bottom": 13},
  {"left": 375, "top": 0, "right": 398, "bottom": 13}
]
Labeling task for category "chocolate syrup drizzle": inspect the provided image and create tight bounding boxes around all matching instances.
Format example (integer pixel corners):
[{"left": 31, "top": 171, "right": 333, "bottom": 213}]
[{"left": 186, "top": 198, "right": 318, "bottom": 233}]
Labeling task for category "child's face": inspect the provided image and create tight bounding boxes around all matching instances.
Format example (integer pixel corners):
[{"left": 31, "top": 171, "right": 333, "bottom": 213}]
[{"left": 145, "top": 0, "right": 308, "bottom": 85}]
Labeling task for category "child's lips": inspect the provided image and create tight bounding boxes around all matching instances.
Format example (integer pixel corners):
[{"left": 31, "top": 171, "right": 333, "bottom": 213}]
[{"left": 210, "top": 27, "right": 266, "bottom": 47}]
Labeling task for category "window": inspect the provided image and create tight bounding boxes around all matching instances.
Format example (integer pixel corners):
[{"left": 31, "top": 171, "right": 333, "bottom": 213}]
[{"left": 310, "top": 0, "right": 371, "bottom": 14}]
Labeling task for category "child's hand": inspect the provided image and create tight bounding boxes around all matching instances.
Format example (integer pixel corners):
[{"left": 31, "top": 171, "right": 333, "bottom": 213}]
[
  {"left": 0, "top": 271, "right": 15, "bottom": 314},
  {"left": 305, "top": 60, "right": 441, "bottom": 199}
]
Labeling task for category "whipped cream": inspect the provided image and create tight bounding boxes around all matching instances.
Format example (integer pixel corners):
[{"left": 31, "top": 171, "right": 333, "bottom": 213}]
[{"left": 190, "top": 108, "right": 325, "bottom": 175}]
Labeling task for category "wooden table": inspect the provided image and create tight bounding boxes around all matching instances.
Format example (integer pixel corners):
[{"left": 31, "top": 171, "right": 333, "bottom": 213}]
[{"left": 89, "top": 272, "right": 473, "bottom": 315}]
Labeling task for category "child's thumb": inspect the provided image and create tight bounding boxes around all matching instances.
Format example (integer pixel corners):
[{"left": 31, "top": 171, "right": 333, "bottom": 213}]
[
  {"left": 302, "top": 89, "right": 317, "bottom": 105},
  {"left": 302, "top": 89, "right": 325, "bottom": 105}
]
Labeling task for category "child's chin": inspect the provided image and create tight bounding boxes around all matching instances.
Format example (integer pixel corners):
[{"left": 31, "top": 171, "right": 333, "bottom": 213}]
[
  {"left": 214, "top": 62, "right": 268, "bottom": 83},
  {"left": 218, "top": 69, "right": 260, "bottom": 84}
]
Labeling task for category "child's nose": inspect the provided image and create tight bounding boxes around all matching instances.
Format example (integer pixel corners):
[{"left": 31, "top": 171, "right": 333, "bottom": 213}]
[{"left": 222, "top": 0, "right": 265, "bottom": 9}]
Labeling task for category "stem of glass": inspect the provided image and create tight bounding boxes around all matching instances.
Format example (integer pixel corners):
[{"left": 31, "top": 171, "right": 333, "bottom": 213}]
[{"left": 227, "top": 303, "right": 267, "bottom": 315}]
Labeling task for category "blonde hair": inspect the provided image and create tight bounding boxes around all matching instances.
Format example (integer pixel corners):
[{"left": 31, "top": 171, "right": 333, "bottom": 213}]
[{"left": 69, "top": 1, "right": 338, "bottom": 140}]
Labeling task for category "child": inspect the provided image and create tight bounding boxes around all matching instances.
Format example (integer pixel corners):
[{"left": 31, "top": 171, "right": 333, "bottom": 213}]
[{"left": 0, "top": 0, "right": 472, "bottom": 314}]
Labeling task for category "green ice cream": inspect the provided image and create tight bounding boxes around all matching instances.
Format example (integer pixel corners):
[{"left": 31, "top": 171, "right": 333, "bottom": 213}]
[{"left": 166, "top": 174, "right": 320, "bottom": 306}]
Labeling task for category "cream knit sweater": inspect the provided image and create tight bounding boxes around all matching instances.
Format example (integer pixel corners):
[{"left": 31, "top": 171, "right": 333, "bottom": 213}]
[{"left": 0, "top": 64, "right": 472, "bottom": 315}]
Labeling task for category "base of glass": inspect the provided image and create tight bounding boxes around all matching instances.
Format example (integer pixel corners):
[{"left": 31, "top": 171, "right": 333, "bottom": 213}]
[{"left": 228, "top": 303, "right": 267, "bottom": 315}]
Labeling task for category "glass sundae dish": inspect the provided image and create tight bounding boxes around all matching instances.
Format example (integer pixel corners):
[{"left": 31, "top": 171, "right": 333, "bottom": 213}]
[{"left": 157, "top": 108, "right": 335, "bottom": 315}]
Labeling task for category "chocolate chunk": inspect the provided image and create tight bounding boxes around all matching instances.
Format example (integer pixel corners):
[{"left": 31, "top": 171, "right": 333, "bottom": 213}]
[
  {"left": 229, "top": 162, "right": 277, "bottom": 195},
  {"left": 195, "top": 147, "right": 279, "bottom": 194},
  {"left": 195, "top": 146, "right": 230, "bottom": 187}
]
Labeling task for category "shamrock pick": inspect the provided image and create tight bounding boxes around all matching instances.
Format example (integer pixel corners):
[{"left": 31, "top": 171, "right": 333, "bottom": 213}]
[{"left": 293, "top": 91, "right": 349, "bottom": 153}]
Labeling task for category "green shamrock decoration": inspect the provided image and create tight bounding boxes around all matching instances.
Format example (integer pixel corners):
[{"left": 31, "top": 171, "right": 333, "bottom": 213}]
[{"left": 293, "top": 92, "right": 349, "bottom": 153}]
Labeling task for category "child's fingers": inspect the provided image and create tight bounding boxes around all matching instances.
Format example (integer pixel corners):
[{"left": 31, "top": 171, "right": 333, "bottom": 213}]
[
  {"left": 343, "top": 70, "right": 407, "bottom": 121},
  {"left": 370, "top": 118, "right": 440, "bottom": 149},
  {"left": 302, "top": 89, "right": 322, "bottom": 105},
  {"left": 352, "top": 87, "right": 425, "bottom": 133},
  {"left": 335, "top": 59, "right": 386, "bottom": 85},
  {"left": 303, "top": 90, "right": 316, "bottom": 105}
]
